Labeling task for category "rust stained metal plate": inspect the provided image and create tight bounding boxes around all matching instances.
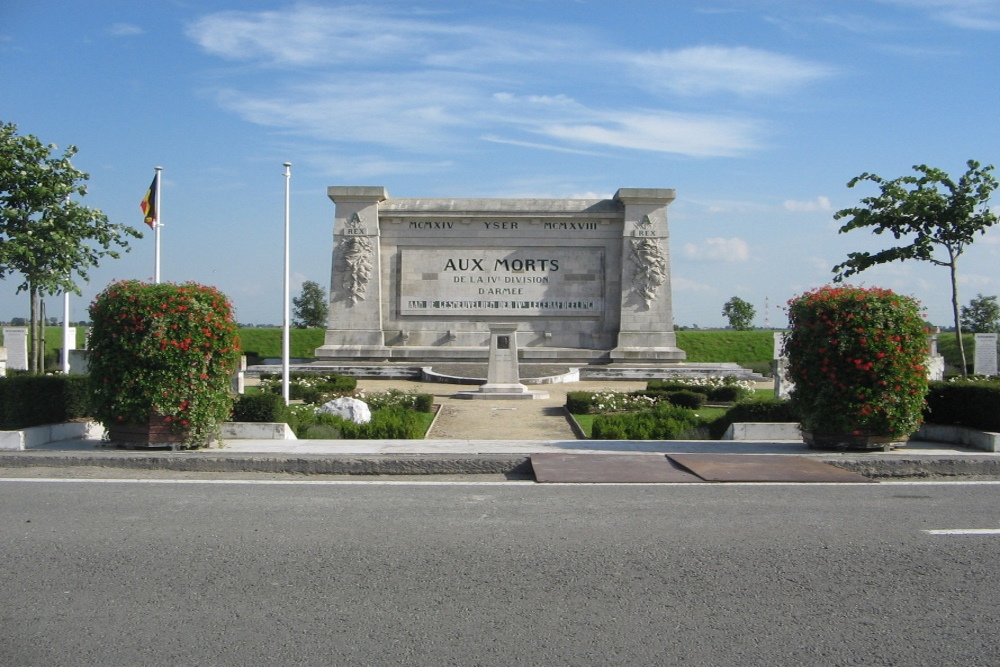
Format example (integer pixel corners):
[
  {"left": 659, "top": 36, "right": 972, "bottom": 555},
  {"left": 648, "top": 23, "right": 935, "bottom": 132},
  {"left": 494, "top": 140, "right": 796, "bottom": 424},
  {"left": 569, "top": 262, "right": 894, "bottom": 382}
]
[
  {"left": 667, "top": 454, "right": 874, "bottom": 483},
  {"left": 530, "top": 453, "right": 703, "bottom": 483}
]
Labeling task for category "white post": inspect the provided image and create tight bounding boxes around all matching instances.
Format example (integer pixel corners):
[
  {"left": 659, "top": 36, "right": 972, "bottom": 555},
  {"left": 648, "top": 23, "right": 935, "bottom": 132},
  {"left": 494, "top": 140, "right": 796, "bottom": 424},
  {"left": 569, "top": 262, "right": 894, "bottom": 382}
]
[
  {"left": 282, "top": 162, "right": 292, "bottom": 405},
  {"left": 62, "top": 193, "right": 71, "bottom": 374},
  {"left": 154, "top": 165, "right": 162, "bottom": 284},
  {"left": 61, "top": 290, "right": 70, "bottom": 374}
]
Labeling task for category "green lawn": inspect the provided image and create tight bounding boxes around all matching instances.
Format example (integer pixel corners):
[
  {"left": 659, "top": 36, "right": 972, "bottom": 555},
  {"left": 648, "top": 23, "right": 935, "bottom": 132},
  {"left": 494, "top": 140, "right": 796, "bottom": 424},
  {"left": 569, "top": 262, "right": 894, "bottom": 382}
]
[{"left": 14, "top": 327, "right": 986, "bottom": 374}]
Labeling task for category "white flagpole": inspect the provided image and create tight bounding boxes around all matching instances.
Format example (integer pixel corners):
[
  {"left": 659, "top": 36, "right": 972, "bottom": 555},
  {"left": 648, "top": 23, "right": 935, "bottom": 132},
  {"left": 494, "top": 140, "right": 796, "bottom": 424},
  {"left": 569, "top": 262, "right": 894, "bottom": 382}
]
[
  {"left": 282, "top": 162, "right": 292, "bottom": 405},
  {"left": 154, "top": 166, "right": 162, "bottom": 283},
  {"left": 62, "top": 193, "right": 71, "bottom": 374},
  {"left": 61, "top": 290, "right": 70, "bottom": 374}
]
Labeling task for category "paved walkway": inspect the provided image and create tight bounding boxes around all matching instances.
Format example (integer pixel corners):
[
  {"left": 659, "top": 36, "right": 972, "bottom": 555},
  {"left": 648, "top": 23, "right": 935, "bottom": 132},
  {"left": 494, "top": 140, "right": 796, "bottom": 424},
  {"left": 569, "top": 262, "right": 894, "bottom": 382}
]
[{"left": 359, "top": 378, "right": 651, "bottom": 440}]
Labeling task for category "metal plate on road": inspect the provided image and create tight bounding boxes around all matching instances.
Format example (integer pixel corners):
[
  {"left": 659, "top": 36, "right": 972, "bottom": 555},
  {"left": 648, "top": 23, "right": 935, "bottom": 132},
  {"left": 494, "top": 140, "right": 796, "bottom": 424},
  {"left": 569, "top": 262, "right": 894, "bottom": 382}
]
[
  {"left": 530, "top": 453, "right": 703, "bottom": 483},
  {"left": 667, "top": 454, "right": 874, "bottom": 483}
]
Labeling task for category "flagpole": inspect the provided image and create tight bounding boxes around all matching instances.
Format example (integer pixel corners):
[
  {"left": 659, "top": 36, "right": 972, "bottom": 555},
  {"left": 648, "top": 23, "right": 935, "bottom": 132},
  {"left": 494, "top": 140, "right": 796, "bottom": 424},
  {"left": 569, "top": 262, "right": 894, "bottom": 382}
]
[
  {"left": 282, "top": 162, "right": 292, "bottom": 405},
  {"left": 62, "top": 194, "right": 71, "bottom": 374},
  {"left": 154, "top": 166, "right": 162, "bottom": 283},
  {"left": 61, "top": 290, "right": 70, "bottom": 374}
]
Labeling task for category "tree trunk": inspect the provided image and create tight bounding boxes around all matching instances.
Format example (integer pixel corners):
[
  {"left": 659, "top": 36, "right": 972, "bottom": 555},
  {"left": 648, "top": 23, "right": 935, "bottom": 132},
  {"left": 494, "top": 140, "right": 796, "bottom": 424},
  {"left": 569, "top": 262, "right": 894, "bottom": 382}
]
[{"left": 950, "top": 258, "right": 968, "bottom": 377}]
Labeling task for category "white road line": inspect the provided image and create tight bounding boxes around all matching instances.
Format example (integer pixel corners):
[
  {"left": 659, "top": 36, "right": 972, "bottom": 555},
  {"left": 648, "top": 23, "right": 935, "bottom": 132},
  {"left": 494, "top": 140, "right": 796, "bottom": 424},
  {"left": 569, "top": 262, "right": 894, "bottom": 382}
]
[
  {"left": 2, "top": 478, "right": 1000, "bottom": 487},
  {"left": 0, "top": 478, "right": 527, "bottom": 486},
  {"left": 923, "top": 528, "right": 1000, "bottom": 535}
]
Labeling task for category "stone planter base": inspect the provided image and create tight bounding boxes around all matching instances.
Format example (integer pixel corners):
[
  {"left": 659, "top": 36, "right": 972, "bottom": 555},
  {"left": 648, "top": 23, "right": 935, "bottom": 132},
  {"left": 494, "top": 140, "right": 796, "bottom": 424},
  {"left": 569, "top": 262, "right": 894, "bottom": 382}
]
[
  {"left": 107, "top": 416, "right": 200, "bottom": 449},
  {"left": 803, "top": 430, "right": 908, "bottom": 452}
]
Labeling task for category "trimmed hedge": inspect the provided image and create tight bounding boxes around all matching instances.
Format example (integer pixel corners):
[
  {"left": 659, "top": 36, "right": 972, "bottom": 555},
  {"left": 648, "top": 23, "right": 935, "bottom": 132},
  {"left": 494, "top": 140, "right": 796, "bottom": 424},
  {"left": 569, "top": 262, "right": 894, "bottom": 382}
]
[
  {"left": 0, "top": 375, "right": 91, "bottom": 429},
  {"left": 706, "top": 398, "right": 800, "bottom": 440},
  {"left": 294, "top": 405, "right": 425, "bottom": 439},
  {"left": 566, "top": 391, "right": 596, "bottom": 414},
  {"left": 924, "top": 380, "right": 1000, "bottom": 432},
  {"left": 231, "top": 392, "right": 287, "bottom": 423},
  {"left": 645, "top": 380, "right": 751, "bottom": 403},
  {"left": 591, "top": 403, "right": 702, "bottom": 440}
]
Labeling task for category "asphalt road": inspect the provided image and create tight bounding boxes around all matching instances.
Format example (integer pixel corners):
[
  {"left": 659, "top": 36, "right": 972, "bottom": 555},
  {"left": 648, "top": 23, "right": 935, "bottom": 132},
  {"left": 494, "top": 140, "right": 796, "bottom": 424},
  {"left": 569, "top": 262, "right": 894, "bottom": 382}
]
[{"left": 3, "top": 479, "right": 1000, "bottom": 666}]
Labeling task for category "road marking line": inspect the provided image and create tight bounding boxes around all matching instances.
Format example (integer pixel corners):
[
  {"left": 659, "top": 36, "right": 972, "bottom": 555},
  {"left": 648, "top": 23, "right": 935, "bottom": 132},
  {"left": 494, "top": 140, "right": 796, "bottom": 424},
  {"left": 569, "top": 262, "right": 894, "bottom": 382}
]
[
  {"left": 2, "top": 478, "right": 1000, "bottom": 487},
  {"left": 923, "top": 529, "right": 1000, "bottom": 535}
]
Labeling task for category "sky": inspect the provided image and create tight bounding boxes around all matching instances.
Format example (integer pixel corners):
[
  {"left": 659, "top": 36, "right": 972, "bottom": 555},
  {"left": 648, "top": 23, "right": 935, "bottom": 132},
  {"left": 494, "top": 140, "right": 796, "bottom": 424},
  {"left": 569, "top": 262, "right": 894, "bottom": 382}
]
[{"left": 2, "top": 0, "right": 1000, "bottom": 329}]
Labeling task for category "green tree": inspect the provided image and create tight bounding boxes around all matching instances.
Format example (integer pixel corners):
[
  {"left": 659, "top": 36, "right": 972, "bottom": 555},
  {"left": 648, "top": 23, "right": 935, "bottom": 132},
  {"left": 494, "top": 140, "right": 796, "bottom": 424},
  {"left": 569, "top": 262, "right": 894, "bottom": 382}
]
[
  {"left": 292, "top": 280, "right": 329, "bottom": 328},
  {"left": 961, "top": 294, "right": 1000, "bottom": 333},
  {"left": 722, "top": 296, "right": 755, "bottom": 330},
  {"left": 0, "top": 121, "right": 141, "bottom": 372},
  {"left": 832, "top": 160, "right": 999, "bottom": 376}
]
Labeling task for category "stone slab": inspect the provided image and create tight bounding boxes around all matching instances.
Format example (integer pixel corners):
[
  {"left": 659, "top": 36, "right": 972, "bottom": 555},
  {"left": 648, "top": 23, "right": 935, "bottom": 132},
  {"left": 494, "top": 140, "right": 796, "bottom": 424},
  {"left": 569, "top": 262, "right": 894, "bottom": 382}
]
[
  {"left": 531, "top": 453, "right": 702, "bottom": 483},
  {"left": 668, "top": 454, "right": 874, "bottom": 483},
  {"left": 723, "top": 422, "right": 802, "bottom": 441}
]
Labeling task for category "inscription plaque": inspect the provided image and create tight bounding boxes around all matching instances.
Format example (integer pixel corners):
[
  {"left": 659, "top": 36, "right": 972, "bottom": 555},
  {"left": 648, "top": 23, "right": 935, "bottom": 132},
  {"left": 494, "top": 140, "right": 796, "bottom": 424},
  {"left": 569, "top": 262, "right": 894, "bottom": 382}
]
[{"left": 399, "top": 246, "right": 604, "bottom": 316}]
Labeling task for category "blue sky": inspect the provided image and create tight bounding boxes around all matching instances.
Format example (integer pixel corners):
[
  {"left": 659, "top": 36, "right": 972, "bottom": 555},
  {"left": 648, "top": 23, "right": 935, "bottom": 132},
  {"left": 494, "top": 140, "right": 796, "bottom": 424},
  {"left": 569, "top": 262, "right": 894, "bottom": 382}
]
[{"left": 3, "top": 0, "right": 1000, "bottom": 329}]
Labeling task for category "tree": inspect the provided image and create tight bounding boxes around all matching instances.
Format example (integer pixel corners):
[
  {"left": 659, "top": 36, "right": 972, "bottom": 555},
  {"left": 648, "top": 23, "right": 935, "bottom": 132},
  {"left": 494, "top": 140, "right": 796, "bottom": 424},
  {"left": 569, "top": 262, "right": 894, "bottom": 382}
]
[
  {"left": 0, "top": 121, "right": 142, "bottom": 372},
  {"left": 292, "top": 280, "right": 328, "bottom": 328},
  {"left": 961, "top": 294, "right": 1000, "bottom": 333},
  {"left": 722, "top": 296, "right": 755, "bottom": 330},
  {"left": 832, "top": 160, "right": 999, "bottom": 376}
]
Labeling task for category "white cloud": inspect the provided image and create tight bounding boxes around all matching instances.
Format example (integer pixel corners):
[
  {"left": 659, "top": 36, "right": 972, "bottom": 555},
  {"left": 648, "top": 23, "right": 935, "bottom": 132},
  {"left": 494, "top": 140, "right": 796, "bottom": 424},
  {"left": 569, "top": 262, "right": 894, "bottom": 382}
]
[
  {"left": 542, "top": 111, "right": 764, "bottom": 157},
  {"left": 783, "top": 196, "right": 833, "bottom": 212},
  {"left": 683, "top": 237, "right": 750, "bottom": 262},
  {"left": 185, "top": 5, "right": 810, "bottom": 159},
  {"left": 957, "top": 273, "right": 1000, "bottom": 288},
  {"left": 880, "top": 0, "right": 1000, "bottom": 30},
  {"left": 624, "top": 46, "right": 835, "bottom": 97},
  {"left": 671, "top": 277, "right": 716, "bottom": 293},
  {"left": 109, "top": 23, "right": 143, "bottom": 37}
]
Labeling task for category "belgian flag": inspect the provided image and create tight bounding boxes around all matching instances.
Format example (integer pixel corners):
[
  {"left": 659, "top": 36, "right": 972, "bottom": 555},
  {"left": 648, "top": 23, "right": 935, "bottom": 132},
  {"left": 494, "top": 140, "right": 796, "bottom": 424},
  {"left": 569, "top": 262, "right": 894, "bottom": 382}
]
[{"left": 140, "top": 173, "right": 158, "bottom": 228}]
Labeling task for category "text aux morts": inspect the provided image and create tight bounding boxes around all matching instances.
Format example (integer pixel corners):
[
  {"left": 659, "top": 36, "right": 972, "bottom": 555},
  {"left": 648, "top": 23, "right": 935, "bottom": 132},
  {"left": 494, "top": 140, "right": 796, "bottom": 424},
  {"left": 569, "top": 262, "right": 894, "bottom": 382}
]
[{"left": 444, "top": 257, "right": 556, "bottom": 295}]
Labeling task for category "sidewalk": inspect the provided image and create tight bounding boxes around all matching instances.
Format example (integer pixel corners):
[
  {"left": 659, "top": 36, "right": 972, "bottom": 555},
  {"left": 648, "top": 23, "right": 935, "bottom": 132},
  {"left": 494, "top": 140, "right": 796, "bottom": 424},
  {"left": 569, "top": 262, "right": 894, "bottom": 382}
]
[{"left": 3, "top": 378, "right": 999, "bottom": 479}]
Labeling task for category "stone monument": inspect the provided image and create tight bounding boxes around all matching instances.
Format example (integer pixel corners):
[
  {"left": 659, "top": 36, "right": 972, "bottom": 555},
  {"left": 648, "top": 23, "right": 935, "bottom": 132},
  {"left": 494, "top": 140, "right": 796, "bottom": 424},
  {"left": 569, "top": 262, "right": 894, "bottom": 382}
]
[
  {"left": 456, "top": 324, "right": 549, "bottom": 400},
  {"left": 974, "top": 333, "right": 998, "bottom": 376},
  {"left": 316, "top": 187, "right": 686, "bottom": 365},
  {"left": 2, "top": 327, "right": 28, "bottom": 371}
]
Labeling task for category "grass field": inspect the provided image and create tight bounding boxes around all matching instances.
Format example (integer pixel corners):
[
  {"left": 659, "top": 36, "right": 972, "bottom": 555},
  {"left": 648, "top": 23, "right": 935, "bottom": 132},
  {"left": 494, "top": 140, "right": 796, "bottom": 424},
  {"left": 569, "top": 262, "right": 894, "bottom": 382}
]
[{"left": 7, "top": 327, "right": 992, "bottom": 374}]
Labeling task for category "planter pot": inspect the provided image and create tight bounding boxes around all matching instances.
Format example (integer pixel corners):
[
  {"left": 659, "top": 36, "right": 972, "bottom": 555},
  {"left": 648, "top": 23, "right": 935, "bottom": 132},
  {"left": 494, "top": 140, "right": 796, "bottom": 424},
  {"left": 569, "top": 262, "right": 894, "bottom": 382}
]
[
  {"left": 107, "top": 415, "right": 194, "bottom": 449},
  {"left": 802, "top": 430, "right": 908, "bottom": 452}
]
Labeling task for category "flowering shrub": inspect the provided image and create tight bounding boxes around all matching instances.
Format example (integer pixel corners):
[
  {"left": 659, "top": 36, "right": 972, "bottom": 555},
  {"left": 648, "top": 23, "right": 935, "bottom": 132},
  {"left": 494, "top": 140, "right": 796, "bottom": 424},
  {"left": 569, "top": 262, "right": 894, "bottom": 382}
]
[
  {"left": 88, "top": 280, "right": 241, "bottom": 446},
  {"left": 258, "top": 372, "right": 356, "bottom": 403},
  {"left": 648, "top": 375, "right": 757, "bottom": 397},
  {"left": 355, "top": 389, "right": 433, "bottom": 413},
  {"left": 591, "top": 391, "right": 658, "bottom": 413},
  {"left": 784, "top": 285, "right": 929, "bottom": 438}
]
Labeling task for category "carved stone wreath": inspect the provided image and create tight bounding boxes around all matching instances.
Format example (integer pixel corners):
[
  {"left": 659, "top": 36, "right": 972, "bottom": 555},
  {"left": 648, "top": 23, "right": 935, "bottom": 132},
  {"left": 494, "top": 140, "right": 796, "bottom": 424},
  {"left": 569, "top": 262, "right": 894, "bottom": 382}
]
[
  {"left": 339, "top": 235, "right": 373, "bottom": 304},
  {"left": 630, "top": 237, "right": 667, "bottom": 307}
]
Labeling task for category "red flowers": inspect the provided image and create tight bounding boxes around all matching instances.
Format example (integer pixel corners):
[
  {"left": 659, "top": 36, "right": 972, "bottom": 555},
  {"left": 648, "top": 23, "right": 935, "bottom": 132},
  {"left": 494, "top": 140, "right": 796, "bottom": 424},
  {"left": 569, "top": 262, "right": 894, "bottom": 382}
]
[
  {"left": 88, "top": 280, "right": 242, "bottom": 448},
  {"left": 785, "top": 285, "right": 930, "bottom": 437}
]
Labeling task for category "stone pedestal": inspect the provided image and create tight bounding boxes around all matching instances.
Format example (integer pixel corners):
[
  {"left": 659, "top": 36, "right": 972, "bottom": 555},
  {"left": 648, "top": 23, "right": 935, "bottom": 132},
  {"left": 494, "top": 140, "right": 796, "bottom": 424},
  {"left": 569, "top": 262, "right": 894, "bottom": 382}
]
[{"left": 457, "top": 325, "right": 549, "bottom": 400}]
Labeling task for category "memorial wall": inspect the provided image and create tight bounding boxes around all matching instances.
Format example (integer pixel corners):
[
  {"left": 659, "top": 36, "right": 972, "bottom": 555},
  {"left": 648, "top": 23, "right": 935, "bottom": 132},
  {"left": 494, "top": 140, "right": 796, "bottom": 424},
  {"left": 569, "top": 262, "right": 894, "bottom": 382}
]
[{"left": 315, "top": 187, "right": 686, "bottom": 364}]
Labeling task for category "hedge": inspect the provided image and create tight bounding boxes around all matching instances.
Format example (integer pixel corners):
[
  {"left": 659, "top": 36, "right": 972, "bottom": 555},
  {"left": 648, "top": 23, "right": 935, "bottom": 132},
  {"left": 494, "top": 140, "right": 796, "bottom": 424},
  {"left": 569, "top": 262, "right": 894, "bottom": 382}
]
[
  {"left": 591, "top": 403, "right": 702, "bottom": 440},
  {"left": 705, "top": 398, "right": 800, "bottom": 440},
  {"left": 924, "top": 380, "right": 1000, "bottom": 432},
  {"left": 231, "top": 392, "right": 287, "bottom": 423},
  {"left": 0, "top": 375, "right": 91, "bottom": 429}
]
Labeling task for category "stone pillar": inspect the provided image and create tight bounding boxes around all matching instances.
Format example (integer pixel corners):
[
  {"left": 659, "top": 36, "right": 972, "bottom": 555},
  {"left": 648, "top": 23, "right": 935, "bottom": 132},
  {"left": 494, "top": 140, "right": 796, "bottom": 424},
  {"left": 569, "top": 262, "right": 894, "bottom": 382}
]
[
  {"left": 610, "top": 189, "right": 686, "bottom": 361},
  {"left": 974, "top": 333, "right": 998, "bottom": 376},
  {"left": 315, "top": 187, "right": 390, "bottom": 360},
  {"left": 2, "top": 327, "right": 28, "bottom": 371},
  {"left": 456, "top": 325, "right": 549, "bottom": 400}
]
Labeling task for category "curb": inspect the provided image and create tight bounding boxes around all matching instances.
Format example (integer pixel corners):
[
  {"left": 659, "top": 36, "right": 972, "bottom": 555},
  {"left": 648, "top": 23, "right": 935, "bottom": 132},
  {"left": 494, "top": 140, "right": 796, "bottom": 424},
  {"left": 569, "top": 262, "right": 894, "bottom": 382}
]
[
  {"left": 821, "top": 455, "right": 1000, "bottom": 479},
  {"left": 0, "top": 451, "right": 534, "bottom": 477},
  {"left": 3, "top": 450, "right": 1000, "bottom": 480}
]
